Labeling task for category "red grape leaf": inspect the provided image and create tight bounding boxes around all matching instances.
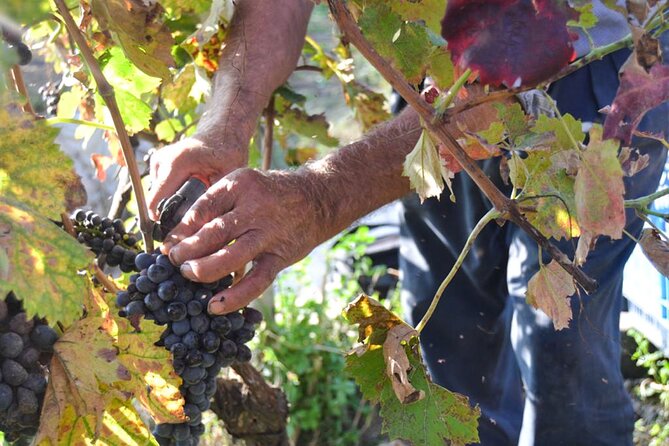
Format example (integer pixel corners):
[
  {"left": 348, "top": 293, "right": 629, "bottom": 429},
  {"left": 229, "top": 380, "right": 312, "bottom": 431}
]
[
  {"left": 574, "top": 125, "right": 625, "bottom": 240},
  {"left": 603, "top": 56, "right": 669, "bottom": 143},
  {"left": 441, "top": 0, "right": 578, "bottom": 87},
  {"left": 526, "top": 260, "right": 576, "bottom": 330}
]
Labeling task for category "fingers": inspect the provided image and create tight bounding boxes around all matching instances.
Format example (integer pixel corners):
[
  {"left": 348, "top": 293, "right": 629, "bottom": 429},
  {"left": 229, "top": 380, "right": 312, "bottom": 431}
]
[
  {"left": 179, "top": 232, "right": 264, "bottom": 284},
  {"left": 167, "top": 212, "right": 243, "bottom": 265},
  {"left": 163, "top": 179, "right": 237, "bottom": 246},
  {"left": 208, "top": 255, "right": 282, "bottom": 314}
]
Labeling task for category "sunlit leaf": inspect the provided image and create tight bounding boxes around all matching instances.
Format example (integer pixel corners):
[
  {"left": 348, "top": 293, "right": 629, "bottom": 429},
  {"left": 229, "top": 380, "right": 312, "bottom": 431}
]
[
  {"left": 344, "top": 295, "right": 480, "bottom": 445},
  {"left": 0, "top": 105, "right": 85, "bottom": 219},
  {"left": 0, "top": 197, "right": 91, "bottom": 326},
  {"left": 403, "top": 129, "right": 453, "bottom": 203},
  {"left": 526, "top": 260, "right": 576, "bottom": 330}
]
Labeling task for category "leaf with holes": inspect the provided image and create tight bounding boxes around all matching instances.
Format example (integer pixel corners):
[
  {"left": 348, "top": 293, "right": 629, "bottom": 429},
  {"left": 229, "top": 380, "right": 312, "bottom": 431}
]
[
  {"left": 639, "top": 229, "right": 669, "bottom": 278},
  {"left": 441, "top": 0, "right": 578, "bottom": 87},
  {"left": 344, "top": 294, "right": 480, "bottom": 445},
  {"left": 526, "top": 260, "right": 576, "bottom": 330}
]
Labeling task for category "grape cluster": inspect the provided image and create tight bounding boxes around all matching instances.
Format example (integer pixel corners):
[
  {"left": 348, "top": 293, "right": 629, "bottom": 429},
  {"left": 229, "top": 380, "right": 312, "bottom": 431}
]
[
  {"left": 38, "top": 81, "right": 62, "bottom": 117},
  {"left": 116, "top": 252, "right": 262, "bottom": 445},
  {"left": 0, "top": 293, "right": 58, "bottom": 442},
  {"left": 70, "top": 209, "right": 140, "bottom": 272}
]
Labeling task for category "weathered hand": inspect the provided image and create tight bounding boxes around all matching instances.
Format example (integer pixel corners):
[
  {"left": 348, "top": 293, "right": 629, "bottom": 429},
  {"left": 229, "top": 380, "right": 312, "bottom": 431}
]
[
  {"left": 161, "top": 168, "right": 331, "bottom": 315},
  {"left": 147, "top": 136, "right": 247, "bottom": 220}
]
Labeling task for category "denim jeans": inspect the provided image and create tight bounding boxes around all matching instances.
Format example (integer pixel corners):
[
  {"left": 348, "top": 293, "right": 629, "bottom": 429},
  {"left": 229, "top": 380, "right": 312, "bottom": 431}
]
[{"left": 398, "top": 48, "right": 669, "bottom": 445}]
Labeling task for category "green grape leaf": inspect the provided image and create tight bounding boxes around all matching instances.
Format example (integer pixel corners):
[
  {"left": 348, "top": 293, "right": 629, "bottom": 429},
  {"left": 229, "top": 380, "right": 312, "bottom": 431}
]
[
  {"left": 95, "top": 90, "right": 153, "bottom": 135},
  {"left": 531, "top": 113, "right": 585, "bottom": 150},
  {"left": 344, "top": 295, "right": 480, "bottom": 445},
  {"left": 403, "top": 129, "right": 454, "bottom": 203},
  {"left": 0, "top": 198, "right": 91, "bottom": 326},
  {"left": 343, "top": 81, "right": 391, "bottom": 131},
  {"left": 115, "top": 316, "right": 186, "bottom": 424},
  {"left": 162, "top": 64, "right": 210, "bottom": 114},
  {"left": 0, "top": 0, "right": 50, "bottom": 25},
  {"left": 102, "top": 47, "right": 162, "bottom": 98},
  {"left": 390, "top": 0, "right": 447, "bottom": 34},
  {"left": 359, "top": 4, "right": 433, "bottom": 84},
  {"left": 90, "top": 0, "right": 175, "bottom": 80},
  {"left": 0, "top": 106, "right": 85, "bottom": 219},
  {"left": 427, "top": 47, "right": 454, "bottom": 91},
  {"left": 495, "top": 102, "right": 531, "bottom": 145},
  {"left": 275, "top": 98, "right": 338, "bottom": 147},
  {"left": 160, "top": 0, "right": 212, "bottom": 16},
  {"left": 526, "top": 260, "right": 576, "bottom": 330},
  {"left": 567, "top": 3, "right": 599, "bottom": 30},
  {"left": 574, "top": 125, "right": 625, "bottom": 240}
]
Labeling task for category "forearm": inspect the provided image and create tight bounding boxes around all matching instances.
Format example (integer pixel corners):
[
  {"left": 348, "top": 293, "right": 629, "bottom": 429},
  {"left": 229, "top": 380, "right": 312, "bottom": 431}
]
[
  {"left": 300, "top": 108, "right": 420, "bottom": 236},
  {"left": 196, "top": 0, "right": 313, "bottom": 148}
]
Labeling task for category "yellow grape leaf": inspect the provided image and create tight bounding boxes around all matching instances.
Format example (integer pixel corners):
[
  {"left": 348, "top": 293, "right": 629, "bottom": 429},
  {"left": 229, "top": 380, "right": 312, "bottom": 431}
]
[
  {"left": 0, "top": 105, "right": 85, "bottom": 219},
  {"left": 115, "top": 317, "right": 186, "bottom": 424},
  {"left": 343, "top": 295, "right": 480, "bottom": 445},
  {"left": 575, "top": 125, "right": 625, "bottom": 240},
  {"left": 403, "top": 129, "right": 454, "bottom": 203},
  {"left": 526, "top": 260, "right": 576, "bottom": 330},
  {"left": 389, "top": 0, "right": 447, "bottom": 34},
  {"left": 36, "top": 316, "right": 132, "bottom": 444},
  {"left": 90, "top": 0, "right": 175, "bottom": 80},
  {"left": 0, "top": 197, "right": 92, "bottom": 326}
]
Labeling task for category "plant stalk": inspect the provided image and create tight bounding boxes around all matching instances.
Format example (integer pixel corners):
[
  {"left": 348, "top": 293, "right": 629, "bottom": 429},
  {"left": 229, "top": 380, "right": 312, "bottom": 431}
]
[
  {"left": 415, "top": 209, "right": 498, "bottom": 333},
  {"left": 54, "top": 0, "right": 154, "bottom": 251}
]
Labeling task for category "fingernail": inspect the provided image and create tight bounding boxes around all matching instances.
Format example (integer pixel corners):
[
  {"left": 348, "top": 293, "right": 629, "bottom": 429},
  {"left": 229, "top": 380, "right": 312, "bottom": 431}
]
[
  {"left": 180, "top": 262, "right": 196, "bottom": 280},
  {"left": 208, "top": 296, "right": 226, "bottom": 314}
]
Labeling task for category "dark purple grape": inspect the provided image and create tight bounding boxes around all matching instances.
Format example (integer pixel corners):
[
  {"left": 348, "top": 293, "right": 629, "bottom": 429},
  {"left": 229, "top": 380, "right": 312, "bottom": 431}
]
[
  {"left": 172, "top": 319, "right": 190, "bottom": 336},
  {"left": 9, "top": 313, "right": 34, "bottom": 335},
  {"left": 155, "top": 255, "right": 175, "bottom": 270},
  {"left": 201, "top": 332, "right": 220, "bottom": 353},
  {"left": 164, "top": 334, "right": 182, "bottom": 349},
  {"left": 153, "top": 307, "right": 170, "bottom": 325},
  {"left": 231, "top": 328, "right": 255, "bottom": 343},
  {"left": 173, "top": 423, "right": 191, "bottom": 441},
  {"left": 195, "top": 398, "right": 211, "bottom": 412},
  {"left": 22, "top": 373, "right": 46, "bottom": 394},
  {"left": 16, "top": 388, "right": 37, "bottom": 414},
  {"left": 210, "top": 316, "right": 231, "bottom": 335},
  {"left": 17, "top": 348, "right": 39, "bottom": 370},
  {"left": 0, "top": 333, "right": 24, "bottom": 358},
  {"left": 30, "top": 325, "right": 58, "bottom": 351},
  {"left": 182, "top": 367, "right": 206, "bottom": 385},
  {"left": 170, "top": 343, "right": 187, "bottom": 359},
  {"left": 136, "top": 276, "right": 157, "bottom": 294},
  {"left": 0, "top": 383, "right": 12, "bottom": 410},
  {"left": 201, "top": 352, "right": 216, "bottom": 368},
  {"left": 154, "top": 423, "right": 173, "bottom": 437},
  {"left": 135, "top": 252, "right": 155, "bottom": 271},
  {"left": 177, "top": 288, "right": 194, "bottom": 303},
  {"left": 73, "top": 209, "right": 86, "bottom": 222},
  {"left": 124, "top": 300, "right": 146, "bottom": 317},
  {"left": 205, "top": 378, "right": 217, "bottom": 398},
  {"left": 147, "top": 264, "right": 170, "bottom": 284},
  {"left": 167, "top": 302, "right": 187, "bottom": 322},
  {"left": 243, "top": 307, "right": 263, "bottom": 325},
  {"left": 182, "top": 332, "right": 199, "bottom": 350},
  {"left": 227, "top": 312, "right": 245, "bottom": 331},
  {"left": 3, "top": 359, "right": 28, "bottom": 386},
  {"left": 115, "top": 292, "right": 131, "bottom": 308},
  {"left": 218, "top": 340, "right": 237, "bottom": 359},
  {"left": 235, "top": 344, "right": 252, "bottom": 363},
  {"left": 144, "top": 292, "right": 163, "bottom": 312},
  {"left": 188, "top": 381, "right": 206, "bottom": 396},
  {"left": 158, "top": 281, "right": 178, "bottom": 302},
  {"left": 186, "top": 300, "right": 202, "bottom": 316},
  {"left": 185, "top": 350, "right": 203, "bottom": 367},
  {"left": 189, "top": 314, "right": 209, "bottom": 334}
]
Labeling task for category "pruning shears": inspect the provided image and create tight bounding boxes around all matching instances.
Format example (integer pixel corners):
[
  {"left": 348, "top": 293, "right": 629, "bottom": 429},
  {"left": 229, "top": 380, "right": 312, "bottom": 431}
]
[{"left": 153, "top": 175, "right": 210, "bottom": 241}]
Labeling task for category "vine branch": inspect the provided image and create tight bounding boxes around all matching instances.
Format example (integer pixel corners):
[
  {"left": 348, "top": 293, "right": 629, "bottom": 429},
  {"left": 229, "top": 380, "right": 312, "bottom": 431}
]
[
  {"left": 327, "top": 0, "right": 597, "bottom": 294},
  {"left": 262, "top": 95, "right": 275, "bottom": 171},
  {"left": 53, "top": 0, "right": 154, "bottom": 252},
  {"left": 9, "top": 65, "right": 37, "bottom": 117}
]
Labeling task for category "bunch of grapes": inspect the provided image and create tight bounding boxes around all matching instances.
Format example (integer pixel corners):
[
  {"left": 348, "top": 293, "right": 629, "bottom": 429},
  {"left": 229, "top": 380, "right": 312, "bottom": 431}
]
[
  {"left": 116, "top": 252, "right": 262, "bottom": 445},
  {"left": 38, "top": 81, "right": 63, "bottom": 117},
  {"left": 70, "top": 209, "right": 140, "bottom": 272},
  {"left": 0, "top": 293, "right": 59, "bottom": 443}
]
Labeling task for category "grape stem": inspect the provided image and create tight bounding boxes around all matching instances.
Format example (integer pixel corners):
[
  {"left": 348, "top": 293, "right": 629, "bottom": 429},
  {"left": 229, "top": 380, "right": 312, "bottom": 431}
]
[
  {"left": 415, "top": 208, "right": 499, "bottom": 334},
  {"left": 9, "top": 65, "right": 37, "bottom": 117},
  {"left": 328, "top": 0, "right": 598, "bottom": 295},
  {"left": 53, "top": 0, "right": 155, "bottom": 252}
]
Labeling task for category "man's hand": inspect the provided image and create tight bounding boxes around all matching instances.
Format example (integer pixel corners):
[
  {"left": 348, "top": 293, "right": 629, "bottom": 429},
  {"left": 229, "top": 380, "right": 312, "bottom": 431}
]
[
  {"left": 162, "top": 168, "right": 329, "bottom": 315},
  {"left": 147, "top": 136, "right": 246, "bottom": 220}
]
